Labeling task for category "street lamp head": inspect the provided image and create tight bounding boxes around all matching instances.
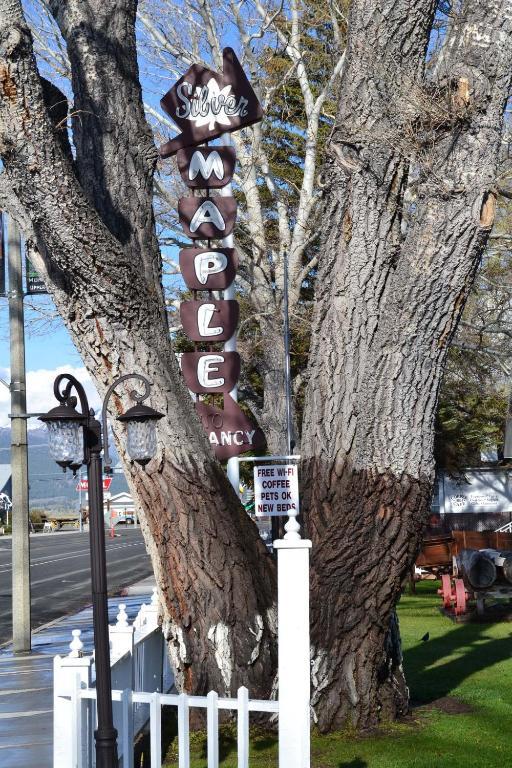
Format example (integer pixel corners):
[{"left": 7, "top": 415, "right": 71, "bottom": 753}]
[
  {"left": 39, "top": 393, "right": 86, "bottom": 471},
  {"left": 117, "top": 402, "right": 163, "bottom": 466}
]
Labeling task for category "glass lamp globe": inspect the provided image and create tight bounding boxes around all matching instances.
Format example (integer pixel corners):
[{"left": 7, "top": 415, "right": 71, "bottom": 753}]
[
  {"left": 39, "top": 402, "right": 85, "bottom": 468},
  {"left": 118, "top": 403, "right": 163, "bottom": 466}
]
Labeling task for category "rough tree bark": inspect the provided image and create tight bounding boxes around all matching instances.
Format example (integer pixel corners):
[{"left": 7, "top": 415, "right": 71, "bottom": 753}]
[
  {"left": 302, "top": 0, "right": 512, "bottom": 731},
  {"left": 0, "top": 0, "right": 276, "bottom": 699}
]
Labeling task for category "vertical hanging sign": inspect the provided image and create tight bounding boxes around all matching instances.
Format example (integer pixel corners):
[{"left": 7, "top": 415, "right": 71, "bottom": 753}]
[{"left": 159, "top": 48, "right": 266, "bottom": 460}]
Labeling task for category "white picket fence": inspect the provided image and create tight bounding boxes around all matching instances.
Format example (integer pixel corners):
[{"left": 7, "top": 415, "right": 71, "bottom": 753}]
[{"left": 54, "top": 537, "right": 311, "bottom": 768}]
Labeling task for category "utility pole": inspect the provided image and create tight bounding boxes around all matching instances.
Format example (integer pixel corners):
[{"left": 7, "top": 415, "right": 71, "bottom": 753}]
[{"left": 7, "top": 216, "right": 31, "bottom": 652}]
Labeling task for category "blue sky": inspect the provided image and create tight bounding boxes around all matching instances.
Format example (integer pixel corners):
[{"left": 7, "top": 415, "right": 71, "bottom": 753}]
[
  {"left": 0, "top": 296, "right": 101, "bottom": 429},
  {"left": 0, "top": 299, "right": 79, "bottom": 369}
]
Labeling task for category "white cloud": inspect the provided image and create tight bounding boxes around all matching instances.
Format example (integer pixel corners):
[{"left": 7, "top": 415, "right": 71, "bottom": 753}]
[{"left": 0, "top": 366, "right": 101, "bottom": 429}]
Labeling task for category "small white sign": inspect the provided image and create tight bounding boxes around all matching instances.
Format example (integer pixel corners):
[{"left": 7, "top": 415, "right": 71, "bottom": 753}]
[{"left": 254, "top": 464, "right": 299, "bottom": 517}]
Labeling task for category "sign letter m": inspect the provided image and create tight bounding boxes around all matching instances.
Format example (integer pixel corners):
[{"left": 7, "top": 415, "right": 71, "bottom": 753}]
[{"left": 189, "top": 150, "right": 225, "bottom": 182}]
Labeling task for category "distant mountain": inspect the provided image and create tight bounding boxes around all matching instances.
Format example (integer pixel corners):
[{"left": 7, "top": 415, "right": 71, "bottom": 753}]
[{"left": 0, "top": 426, "right": 129, "bottom": 510}]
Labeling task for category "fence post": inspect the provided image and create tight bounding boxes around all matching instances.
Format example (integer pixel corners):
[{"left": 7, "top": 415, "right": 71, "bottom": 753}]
[
  {"left": 54, "top": 630, "right": 93, "bottom": 768},
  {"left": 274, "top": 537, "right": 311, "bottom": 768},
  {"left": 207, "top": 690, "right": 219, "bottom": 768},
  {"left": 121, "top": 688, "right": 134, "bottom": 768},
  {"left": 133, "top": 588, "right": 160, "bottom": 631},
  {"left": 109, "top": 604, "right": 135, "bottom": 669},
  {"left": 177, "top": 692, "right": 190, "bottom": 768},
  {"left": 237, "top": 686, "right": 249, "bottom": 768},
  {"left": 145, "top": 588, "right": 160, "bottom": 629},
  {"left": 149, "top": 692, "right": 162, "bottom": 768}
]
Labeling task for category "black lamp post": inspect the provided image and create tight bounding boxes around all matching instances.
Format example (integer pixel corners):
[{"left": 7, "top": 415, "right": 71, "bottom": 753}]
[{"left": 40, "top": 373, "right": 163, "bottom": 768}]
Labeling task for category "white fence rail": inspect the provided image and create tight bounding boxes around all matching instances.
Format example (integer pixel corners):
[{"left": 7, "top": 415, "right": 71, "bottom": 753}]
[
  {"left": 73, "top": 685, "right": 278, "bottom": 768},
  {"left": 54, "top": 538, "right": 311, "bottom": 768},
  {"left": 54, "top": 590, "right": 169, "bottom": 768}
]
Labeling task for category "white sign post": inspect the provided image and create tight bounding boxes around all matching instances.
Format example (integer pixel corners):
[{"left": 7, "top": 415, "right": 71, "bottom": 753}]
[{"left": 254, "top": 463, "right": 299, "bottom": 518}]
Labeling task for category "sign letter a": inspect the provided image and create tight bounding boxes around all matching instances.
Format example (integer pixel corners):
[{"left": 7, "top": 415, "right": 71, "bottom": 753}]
[{"left": 189, "top": 201, "right": 226, "bottom": 233}]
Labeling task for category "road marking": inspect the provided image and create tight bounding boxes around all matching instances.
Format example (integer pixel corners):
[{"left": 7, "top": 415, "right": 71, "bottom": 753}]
[
  {"left": 0, "top": 740, "right": 53, "bottom": 749},
  {"left": 0, "top": 708, "right": 52, "bottom": 719},
  {"left": 28, "top": 551, "right": 149, "bottom": 588},
  {"left": 0, "top": 541, "right": 146, "bottom": 574},
  {"left": 29, "top": 556, "right": 151, "bottom": 604},
  {"left": 0, "top": 668, "right": 53, "bottom": 675},
  {"left": 0, "top": 686, "right": 51, "bottom": 696},
  {"left": 0, "top": 654, "right": 54, "bottom": 662}
]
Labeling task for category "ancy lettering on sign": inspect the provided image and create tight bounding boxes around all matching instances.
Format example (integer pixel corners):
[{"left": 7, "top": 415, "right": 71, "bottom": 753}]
[
  {"left": 180, "top": 248, "right": 238, "bottom": 291},
  {"left": 160, "top": 47, "right": 263, "bottom": 157},
  {"left": 180, "top": 300, "right": 239, "bottom": 342},
  {"left": 177, "top": 147, "right": 236, "bottom": 189},
  {"left": 180, "top": 352, "right": 241, "bottom": 393},
  {"left": 178, "top": 197, "right": 237, "bottom": 239},
  {"left": 196, "top": 395, "right": 266, "bottom": 460}
]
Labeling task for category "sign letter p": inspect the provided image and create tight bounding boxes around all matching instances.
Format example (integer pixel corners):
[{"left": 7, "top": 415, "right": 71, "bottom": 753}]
[{"left": 195, "top": 251, "right": 228, "bottom": 285}]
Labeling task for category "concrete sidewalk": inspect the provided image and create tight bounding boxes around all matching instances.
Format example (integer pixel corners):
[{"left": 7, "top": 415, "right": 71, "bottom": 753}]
[{"left": 0, "top": 583, "right": 155, "bottom": 768}]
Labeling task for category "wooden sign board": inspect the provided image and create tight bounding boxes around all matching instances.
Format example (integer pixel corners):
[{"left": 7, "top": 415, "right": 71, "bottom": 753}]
[
  {"left": 178, "top": 197, "right": 237, "bottom": 240},
  {"left": 180, "top": 351, "right": 241, "bottom": 393},
  {"left": 196, "top": 396, "right": 266, "bottom": 460},
  {"left": 180, "top": 247, "right": 238, "bottom": 290},
  {"left": 180, "top": 300, "right": 239, "bottom": 342},
  {"left": 160, "top": 47, "right": 263, "bottom": 157},
  {"left": 177, "top": 147, "right": 236, "bottom": 189}
]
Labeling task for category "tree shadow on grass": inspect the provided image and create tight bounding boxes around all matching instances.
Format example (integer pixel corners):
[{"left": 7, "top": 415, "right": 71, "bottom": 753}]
[
  {"left": 338, "top": 759, "right": 367, "bottom": 767},
  {"left": 403, "top": 621, "right": 512, "bottom": 704}
]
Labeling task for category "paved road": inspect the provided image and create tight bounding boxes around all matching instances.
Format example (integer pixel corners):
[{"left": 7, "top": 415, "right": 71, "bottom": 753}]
[{"left": 0, "top": 528, "right": 153, "bottom": 645}]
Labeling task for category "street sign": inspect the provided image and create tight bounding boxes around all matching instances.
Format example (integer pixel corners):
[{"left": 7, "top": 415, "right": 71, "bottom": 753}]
[
  {"left": 254, "top": 464, "right": 299, "bottom": 517},
  {"left": 76, "top": 477, "right": 112, "bottom": 492},
  {"left": 25, "top": 258, "right": 48, "bottom": 294}
]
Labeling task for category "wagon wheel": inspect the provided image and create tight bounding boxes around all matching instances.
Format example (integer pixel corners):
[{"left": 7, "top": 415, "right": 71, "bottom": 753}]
[
  {"left": 454, "top": 578, "right": 467, "bottom": 616},
  {"left": 440, "top": 573, "right": 452, "bottom": 609}
]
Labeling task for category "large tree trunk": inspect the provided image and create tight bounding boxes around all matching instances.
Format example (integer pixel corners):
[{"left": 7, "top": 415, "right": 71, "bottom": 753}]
[
  {"left": 0, "top": 0, "right": 276, "bottom": 698},
  {"left": 302, "top": 0, "right": 512, "bottom": 731}
]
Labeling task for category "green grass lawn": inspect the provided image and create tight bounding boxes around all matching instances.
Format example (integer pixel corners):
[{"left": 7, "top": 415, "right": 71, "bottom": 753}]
[{"left": 162, "top": 581, "right": 512, "bottom": 767}]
